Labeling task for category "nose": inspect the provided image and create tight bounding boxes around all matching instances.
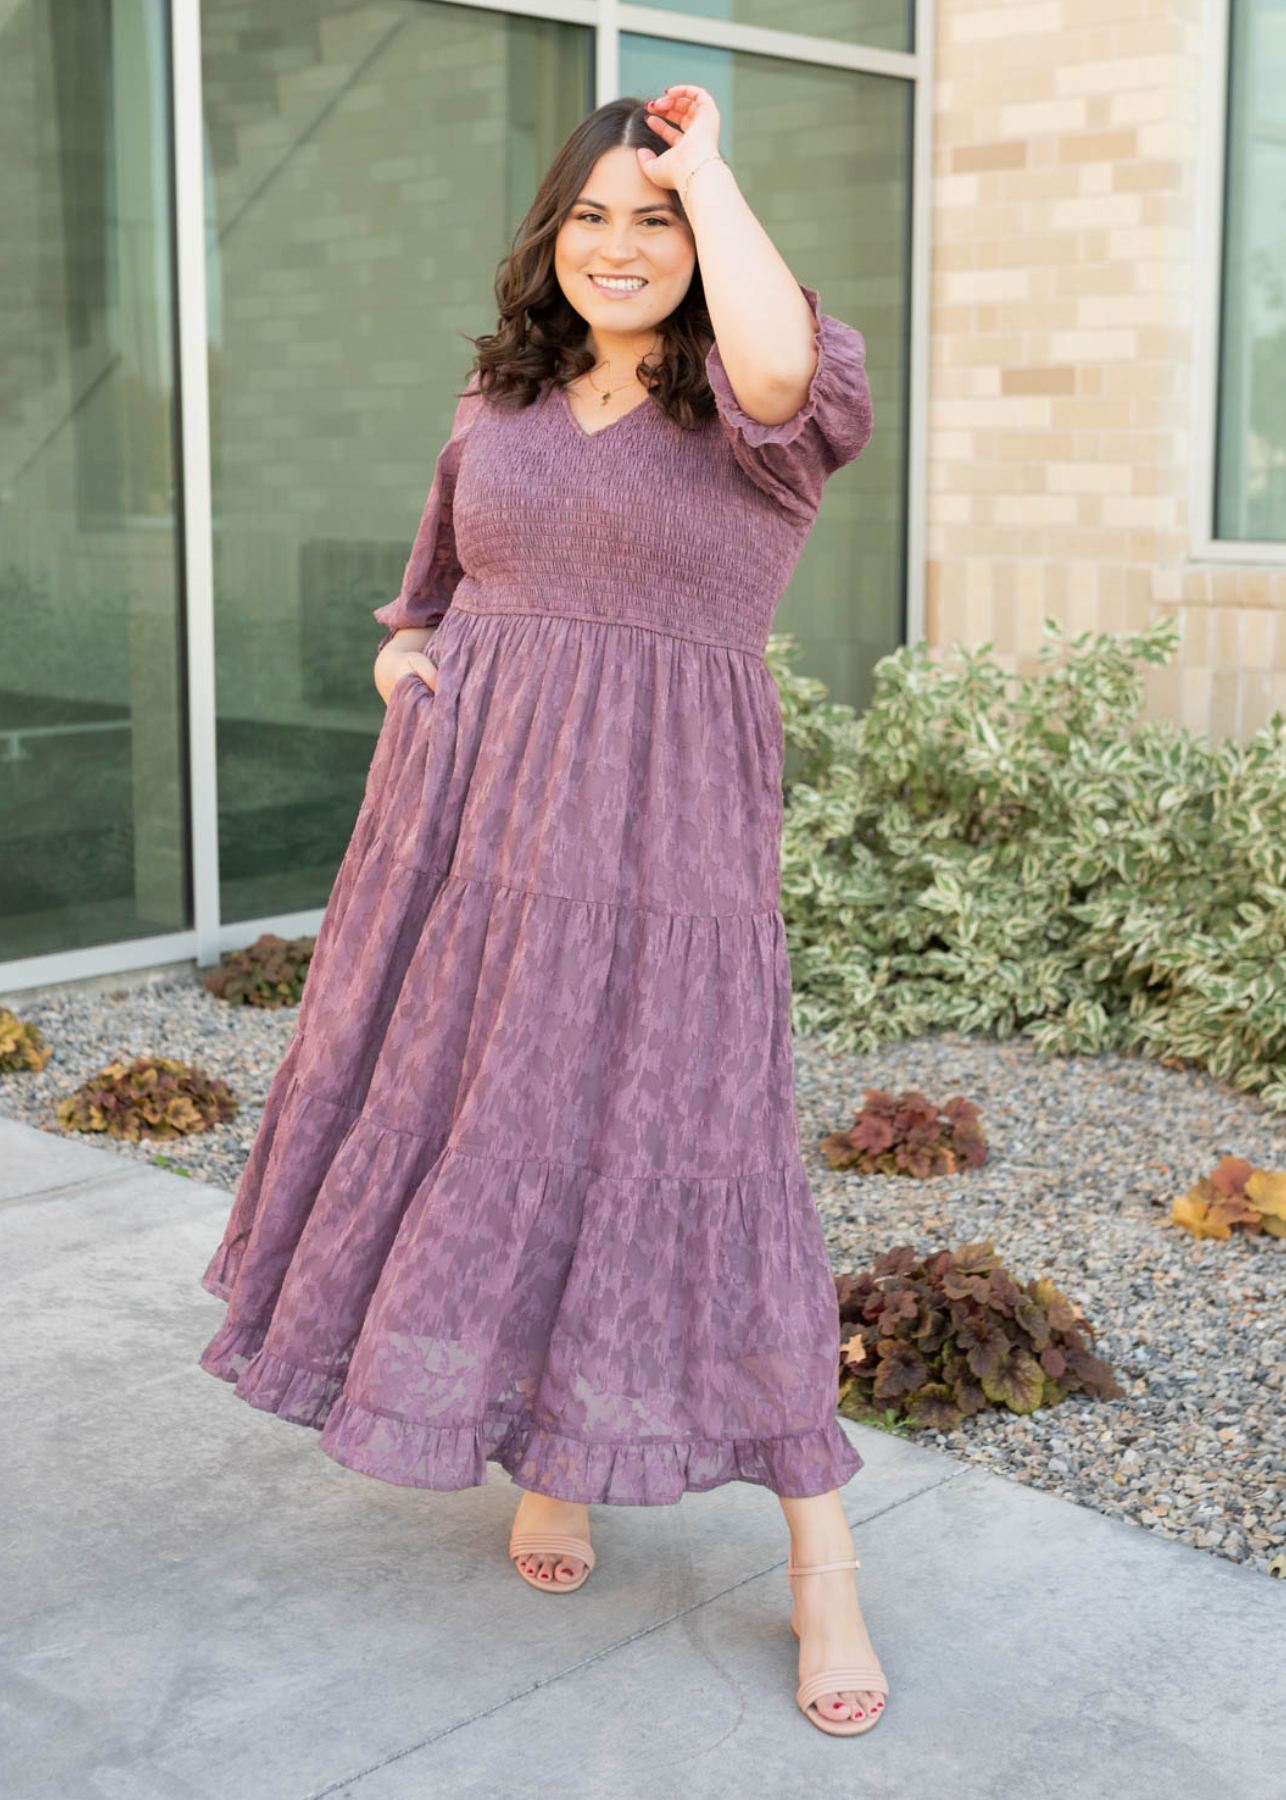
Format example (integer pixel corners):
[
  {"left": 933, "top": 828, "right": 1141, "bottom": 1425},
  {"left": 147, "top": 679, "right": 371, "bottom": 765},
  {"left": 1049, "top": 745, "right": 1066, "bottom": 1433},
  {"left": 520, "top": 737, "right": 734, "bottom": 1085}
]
[{"left": 603, "top": 231, "right": 642, "bottom": 263}]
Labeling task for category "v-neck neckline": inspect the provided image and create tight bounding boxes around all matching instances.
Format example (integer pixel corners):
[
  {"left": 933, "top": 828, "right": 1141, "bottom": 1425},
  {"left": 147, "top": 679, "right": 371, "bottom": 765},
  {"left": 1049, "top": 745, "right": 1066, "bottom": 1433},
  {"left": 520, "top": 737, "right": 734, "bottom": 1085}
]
[{"left": 556, "top": 382, "right": 656, "bottom": 441}]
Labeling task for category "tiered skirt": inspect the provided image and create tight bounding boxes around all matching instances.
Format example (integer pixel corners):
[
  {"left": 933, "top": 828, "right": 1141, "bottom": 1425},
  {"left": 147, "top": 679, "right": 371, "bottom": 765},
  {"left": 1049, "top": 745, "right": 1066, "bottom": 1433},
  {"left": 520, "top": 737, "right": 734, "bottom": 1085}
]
[{"left": 198, "top": 604, "right": 863, "bottom": 1504}]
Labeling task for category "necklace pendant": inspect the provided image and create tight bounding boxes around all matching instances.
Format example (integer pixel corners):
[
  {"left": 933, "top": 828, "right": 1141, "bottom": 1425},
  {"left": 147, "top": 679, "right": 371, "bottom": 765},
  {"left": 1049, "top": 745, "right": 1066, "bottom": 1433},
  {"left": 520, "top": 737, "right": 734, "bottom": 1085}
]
[{"left": 601, "top": 391, "right": 610, "bottom": 406}]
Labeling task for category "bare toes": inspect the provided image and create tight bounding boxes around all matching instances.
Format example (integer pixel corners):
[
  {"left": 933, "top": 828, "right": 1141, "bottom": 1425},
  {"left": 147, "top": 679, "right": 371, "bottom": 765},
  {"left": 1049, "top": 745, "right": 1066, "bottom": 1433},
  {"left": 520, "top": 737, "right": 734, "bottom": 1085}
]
[{"left": 815, "top": 1691, "right": 853, "bottom": 1721}]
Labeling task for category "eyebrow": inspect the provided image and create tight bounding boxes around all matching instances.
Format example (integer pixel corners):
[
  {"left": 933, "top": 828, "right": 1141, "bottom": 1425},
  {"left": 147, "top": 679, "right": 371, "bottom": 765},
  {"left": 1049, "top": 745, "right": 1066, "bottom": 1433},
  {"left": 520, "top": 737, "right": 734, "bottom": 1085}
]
[{"left": 573, "top": 195, "right": 680, "bottom": 215}]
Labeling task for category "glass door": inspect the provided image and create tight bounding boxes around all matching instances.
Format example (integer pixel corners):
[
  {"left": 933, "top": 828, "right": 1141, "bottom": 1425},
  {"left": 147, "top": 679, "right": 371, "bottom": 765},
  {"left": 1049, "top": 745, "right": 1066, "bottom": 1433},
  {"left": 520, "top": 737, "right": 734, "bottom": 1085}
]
[
  {"left": 0, "top": 0, "right": 187, "bottom": 962},
  {"left": 200, "top": 0, "right": 594, "bottom": 923}
]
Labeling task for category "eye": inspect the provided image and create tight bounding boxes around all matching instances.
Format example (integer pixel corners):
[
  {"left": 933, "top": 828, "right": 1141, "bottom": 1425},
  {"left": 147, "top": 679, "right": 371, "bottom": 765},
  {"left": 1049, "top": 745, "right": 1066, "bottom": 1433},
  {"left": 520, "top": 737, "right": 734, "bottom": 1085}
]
[{"left": 573, "top": 211, "right": 670, "bottom": 227}]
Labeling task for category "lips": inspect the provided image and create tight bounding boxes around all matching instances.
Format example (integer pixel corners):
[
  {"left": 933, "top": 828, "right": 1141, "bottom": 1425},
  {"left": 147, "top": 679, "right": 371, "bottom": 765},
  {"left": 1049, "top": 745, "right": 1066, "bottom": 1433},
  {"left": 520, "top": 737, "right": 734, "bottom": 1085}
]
[{"left": 588, "top": 275, "right": 647, "bottom": 289}]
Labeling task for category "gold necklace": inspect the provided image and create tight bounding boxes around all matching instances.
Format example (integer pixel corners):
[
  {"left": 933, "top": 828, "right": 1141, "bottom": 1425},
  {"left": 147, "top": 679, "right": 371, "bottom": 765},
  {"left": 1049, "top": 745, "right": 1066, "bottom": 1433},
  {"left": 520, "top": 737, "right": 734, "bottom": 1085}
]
[{"left": 585, "top": 365, "right": 642, "bottom": 408}]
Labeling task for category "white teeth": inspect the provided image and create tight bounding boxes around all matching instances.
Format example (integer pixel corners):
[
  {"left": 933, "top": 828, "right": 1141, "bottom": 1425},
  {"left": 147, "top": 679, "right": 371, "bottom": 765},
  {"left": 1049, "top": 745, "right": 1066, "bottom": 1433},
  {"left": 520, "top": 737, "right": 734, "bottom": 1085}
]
[{"left": 591, "top": 276, "right": 646, "bottom": 290}]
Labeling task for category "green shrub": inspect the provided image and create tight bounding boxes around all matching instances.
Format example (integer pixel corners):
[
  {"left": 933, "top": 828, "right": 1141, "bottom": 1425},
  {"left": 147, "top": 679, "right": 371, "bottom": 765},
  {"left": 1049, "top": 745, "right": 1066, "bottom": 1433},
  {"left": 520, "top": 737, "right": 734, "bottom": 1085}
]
[
  {"left": 203, "top": 931, "right": 315, "bottom": 1007},
  {"left": 835, "top": 1239, "right": 1124, "bottom": 1432},
  {"left": 57, "top": 1056, "right": 237, "bottom": 1141},
  {"left": 0, "top": 1008, "right": 52, "bottom": 1073},
  {"left": 769, "top": 616, "right": 1286, "bottom": 1114}
]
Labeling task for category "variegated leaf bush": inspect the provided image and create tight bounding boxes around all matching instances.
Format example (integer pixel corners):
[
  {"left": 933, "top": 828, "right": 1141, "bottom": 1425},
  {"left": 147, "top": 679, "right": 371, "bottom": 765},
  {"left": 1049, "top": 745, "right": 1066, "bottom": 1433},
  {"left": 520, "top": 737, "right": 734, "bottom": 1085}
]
[{"left": 769, "top": 616, "right": 1286, "bottom": 1116}]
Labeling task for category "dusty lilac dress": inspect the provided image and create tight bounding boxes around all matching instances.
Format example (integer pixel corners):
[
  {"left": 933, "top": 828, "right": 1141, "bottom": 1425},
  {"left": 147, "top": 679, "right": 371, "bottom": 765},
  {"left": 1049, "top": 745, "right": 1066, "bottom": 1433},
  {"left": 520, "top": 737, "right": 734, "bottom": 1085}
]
[{"left": 198, "top": 281, "right": 874, "bottom": 1505}]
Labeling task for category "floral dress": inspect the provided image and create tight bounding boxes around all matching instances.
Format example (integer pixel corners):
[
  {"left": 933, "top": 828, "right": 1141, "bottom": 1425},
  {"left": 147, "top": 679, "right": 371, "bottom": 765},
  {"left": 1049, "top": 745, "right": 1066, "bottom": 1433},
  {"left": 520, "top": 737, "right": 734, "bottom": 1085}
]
[{"left": 198, "top": 282, "right": 875, "bottom": 1505}]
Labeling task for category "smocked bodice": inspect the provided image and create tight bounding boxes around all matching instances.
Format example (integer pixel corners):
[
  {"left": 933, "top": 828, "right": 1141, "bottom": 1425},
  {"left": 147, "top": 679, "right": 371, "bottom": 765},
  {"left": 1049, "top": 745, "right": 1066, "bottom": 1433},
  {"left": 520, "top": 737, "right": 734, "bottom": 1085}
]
[{"left": 374, "top": 282, "right": 873, "bottom": 659}]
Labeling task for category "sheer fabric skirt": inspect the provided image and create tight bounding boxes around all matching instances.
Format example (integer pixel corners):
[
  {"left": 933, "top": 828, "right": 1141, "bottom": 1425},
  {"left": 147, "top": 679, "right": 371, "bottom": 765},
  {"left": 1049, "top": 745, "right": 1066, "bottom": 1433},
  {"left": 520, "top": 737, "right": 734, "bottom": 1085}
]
[{"left": 198, "top": 605, "right": 863, "bottom": 1504}]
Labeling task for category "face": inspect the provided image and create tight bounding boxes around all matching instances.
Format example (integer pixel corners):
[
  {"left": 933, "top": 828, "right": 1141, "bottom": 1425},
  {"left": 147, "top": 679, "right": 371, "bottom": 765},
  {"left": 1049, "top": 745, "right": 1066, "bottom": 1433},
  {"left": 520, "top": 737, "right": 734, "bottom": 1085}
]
[{"left": 553, "top": 145, "right": 696, "bottom": 346}]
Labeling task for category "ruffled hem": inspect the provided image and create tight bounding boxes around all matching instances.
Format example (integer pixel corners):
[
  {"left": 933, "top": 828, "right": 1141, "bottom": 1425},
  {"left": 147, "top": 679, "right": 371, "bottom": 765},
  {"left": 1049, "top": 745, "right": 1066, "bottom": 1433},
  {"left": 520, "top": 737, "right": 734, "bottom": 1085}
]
[
  {"left": 704, "top": 283, "right": 869, "bottom": 453},
  {"left": 321, "top": 1393, "right": 863, "bottom": 1504},
  {"left": 200, "top": 1319, "right": 349, "bottom": 1430},
  {"left": 198, "top": 1325, "right": 864, "bottom": 1503}
]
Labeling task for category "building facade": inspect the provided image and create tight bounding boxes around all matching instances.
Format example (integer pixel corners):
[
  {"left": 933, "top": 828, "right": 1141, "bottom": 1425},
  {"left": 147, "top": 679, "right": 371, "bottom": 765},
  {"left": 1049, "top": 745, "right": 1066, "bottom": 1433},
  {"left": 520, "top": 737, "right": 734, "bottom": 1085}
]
[
  {"left": 929, "top": 0, "right": 1284, "bottom": 740},
  {"left": 0, "top": 0, "right": 1276, "bottom": 995}
]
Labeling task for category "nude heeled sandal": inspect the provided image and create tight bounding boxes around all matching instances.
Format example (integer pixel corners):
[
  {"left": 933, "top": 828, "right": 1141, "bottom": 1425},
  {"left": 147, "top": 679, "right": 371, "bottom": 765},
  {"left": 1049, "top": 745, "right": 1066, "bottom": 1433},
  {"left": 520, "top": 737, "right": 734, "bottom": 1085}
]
[
  {"left": 787, "top": 1554, "right": 889, "bottom": 1736},
  {"left": 508, "top": 1530, "right": 596, "bottom": 1593}
]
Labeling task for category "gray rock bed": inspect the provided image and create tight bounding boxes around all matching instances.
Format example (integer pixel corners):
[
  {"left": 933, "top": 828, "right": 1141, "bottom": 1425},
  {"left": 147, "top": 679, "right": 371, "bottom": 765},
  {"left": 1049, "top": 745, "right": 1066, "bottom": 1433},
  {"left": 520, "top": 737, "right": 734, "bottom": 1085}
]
[{"left": 3, "top": 970, "right": 1283, "bottom": 1578}]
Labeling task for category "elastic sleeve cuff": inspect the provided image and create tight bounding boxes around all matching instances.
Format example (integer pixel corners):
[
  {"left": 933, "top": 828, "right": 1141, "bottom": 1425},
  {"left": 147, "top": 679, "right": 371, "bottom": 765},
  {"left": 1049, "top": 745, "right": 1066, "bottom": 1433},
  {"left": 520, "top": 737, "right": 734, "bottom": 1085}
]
[
  {"left": 373, "top": 422, "right": 469, "bottom": 647},
  {"left": 704, "top": 283, "right": 872, "bottom": 458}
]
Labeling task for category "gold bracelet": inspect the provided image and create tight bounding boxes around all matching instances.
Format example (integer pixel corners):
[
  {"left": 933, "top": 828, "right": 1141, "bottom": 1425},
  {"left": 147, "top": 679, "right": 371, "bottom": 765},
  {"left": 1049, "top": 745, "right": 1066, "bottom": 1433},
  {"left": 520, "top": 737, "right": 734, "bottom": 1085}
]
[{"left": 679, "top": 153, "right": 728, "bottom": 209}]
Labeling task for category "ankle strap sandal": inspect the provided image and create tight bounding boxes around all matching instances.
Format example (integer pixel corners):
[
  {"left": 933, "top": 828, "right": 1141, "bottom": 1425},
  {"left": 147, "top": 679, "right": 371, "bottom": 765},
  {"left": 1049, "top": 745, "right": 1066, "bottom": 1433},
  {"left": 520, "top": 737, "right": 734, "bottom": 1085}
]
[{"left": 786, "top": 1554, "right": 890, "bottom": 1736}]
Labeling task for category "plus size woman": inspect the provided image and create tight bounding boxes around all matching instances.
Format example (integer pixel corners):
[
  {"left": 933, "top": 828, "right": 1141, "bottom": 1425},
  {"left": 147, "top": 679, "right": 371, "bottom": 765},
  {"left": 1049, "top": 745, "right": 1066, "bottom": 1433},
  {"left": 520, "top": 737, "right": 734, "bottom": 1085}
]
[{"left": 199, "top": 86, "right": 888, "bottom": 1737}]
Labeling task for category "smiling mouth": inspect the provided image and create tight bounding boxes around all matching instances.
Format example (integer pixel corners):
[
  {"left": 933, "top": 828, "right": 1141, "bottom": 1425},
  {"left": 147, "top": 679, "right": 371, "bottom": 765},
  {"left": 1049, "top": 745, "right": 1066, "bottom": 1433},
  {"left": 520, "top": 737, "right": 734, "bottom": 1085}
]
[{"left": 588, "top": 274, "right": 648, "bottom": 290}]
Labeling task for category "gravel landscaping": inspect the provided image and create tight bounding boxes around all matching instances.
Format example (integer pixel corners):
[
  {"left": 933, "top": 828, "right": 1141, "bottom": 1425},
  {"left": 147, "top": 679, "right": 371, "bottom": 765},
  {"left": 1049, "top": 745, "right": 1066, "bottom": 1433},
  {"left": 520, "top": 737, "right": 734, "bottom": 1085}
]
[{"left": 3, "top": 967, "right": 1283, "bottom": 1578}]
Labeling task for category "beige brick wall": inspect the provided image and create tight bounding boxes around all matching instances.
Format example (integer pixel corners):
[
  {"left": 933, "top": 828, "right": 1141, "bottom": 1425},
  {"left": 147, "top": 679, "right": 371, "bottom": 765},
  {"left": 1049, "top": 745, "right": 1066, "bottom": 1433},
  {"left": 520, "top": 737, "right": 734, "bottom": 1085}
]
[{"left": 928, "top": 0, "right": 1284, "bottom": 741}]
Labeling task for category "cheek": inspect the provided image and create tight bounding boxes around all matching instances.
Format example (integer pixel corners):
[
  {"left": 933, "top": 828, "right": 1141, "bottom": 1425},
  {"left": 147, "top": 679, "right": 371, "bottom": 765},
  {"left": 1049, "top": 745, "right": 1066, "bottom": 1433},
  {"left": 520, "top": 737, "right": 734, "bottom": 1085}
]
[{"left": 654, "top": 237, "right": 694, "bottom": 279}]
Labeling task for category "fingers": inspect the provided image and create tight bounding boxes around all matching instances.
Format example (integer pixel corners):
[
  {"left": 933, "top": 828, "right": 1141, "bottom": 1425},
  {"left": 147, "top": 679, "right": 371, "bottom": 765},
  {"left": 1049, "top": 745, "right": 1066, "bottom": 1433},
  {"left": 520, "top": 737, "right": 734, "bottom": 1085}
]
[
  {"left": 648, "top": 84, "right": 706, "bottom": 116},
  {"left": 386, "top": 651, "right": 438, "bottom": 696}
]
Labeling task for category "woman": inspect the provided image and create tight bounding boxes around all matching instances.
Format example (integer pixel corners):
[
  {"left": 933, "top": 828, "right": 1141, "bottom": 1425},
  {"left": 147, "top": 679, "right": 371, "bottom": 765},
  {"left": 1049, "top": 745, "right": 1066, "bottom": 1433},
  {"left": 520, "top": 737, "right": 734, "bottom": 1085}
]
[{"left": 198, "top": 85, "right": 886, "bottom": 1738}]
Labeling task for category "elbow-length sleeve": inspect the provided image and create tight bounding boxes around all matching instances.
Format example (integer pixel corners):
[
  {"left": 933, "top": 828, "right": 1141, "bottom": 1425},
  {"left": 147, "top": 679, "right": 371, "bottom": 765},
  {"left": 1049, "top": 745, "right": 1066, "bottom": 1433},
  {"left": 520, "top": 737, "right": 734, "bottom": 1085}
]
[
  {"left": 373, "top": 376, "right": 485, "bottom": 650},
  {"left": 703, "top": 283, "right": 873, "bottom": 517}
]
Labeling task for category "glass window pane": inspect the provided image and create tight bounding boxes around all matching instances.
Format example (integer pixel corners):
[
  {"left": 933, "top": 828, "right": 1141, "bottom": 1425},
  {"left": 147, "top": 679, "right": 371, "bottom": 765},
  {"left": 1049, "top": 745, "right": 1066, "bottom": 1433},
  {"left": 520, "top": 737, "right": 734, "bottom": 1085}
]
[
  {"left": 621, "top": 36, "right": 909, "bottom": 714},
  {"left": 0, "top": 0, "right": 185, "bottom": 964},
  {"left": 201, "top": 0, "right": 593, "bottom": 924},
  {"left": 624, "top": 0, "right": 911, "bottom": 55},
  {"left": 1216, "top": 0, "right": 1286, "bottom": 542}
]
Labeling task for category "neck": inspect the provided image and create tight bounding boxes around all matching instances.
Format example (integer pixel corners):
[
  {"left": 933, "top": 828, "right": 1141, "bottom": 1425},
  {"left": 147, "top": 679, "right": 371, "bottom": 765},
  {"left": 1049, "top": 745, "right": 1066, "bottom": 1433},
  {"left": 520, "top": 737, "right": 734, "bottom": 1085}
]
[{"left": 583, "top": 326, "right": 660, "bottom": 380}]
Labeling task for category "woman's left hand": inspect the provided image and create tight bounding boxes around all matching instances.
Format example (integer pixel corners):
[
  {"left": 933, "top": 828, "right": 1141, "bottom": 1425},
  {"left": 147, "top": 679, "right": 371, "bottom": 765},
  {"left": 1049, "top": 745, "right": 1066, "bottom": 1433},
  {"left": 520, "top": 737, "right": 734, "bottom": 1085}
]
[{"left": 637, "top": 85, "right": 722, "bottom": 193}]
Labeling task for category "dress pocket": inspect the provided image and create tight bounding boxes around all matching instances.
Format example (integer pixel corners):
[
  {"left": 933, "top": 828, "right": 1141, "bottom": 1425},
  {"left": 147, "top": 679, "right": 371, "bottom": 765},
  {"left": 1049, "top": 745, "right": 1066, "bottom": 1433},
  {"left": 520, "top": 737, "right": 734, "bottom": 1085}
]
[{"left": 389, "top": 633, "right": 448, "bottom": 707}]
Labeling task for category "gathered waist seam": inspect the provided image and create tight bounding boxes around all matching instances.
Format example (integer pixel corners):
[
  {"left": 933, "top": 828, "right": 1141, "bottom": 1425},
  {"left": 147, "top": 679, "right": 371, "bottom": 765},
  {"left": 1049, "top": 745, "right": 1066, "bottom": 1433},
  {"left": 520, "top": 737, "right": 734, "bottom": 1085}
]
[{"left": 450, "top": 599, "right": 766, "bottom": 661}]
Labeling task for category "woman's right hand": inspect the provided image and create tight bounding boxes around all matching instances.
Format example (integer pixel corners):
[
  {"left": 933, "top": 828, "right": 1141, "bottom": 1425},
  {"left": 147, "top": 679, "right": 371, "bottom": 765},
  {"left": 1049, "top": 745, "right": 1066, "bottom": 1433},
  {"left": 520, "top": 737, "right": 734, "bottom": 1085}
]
[{"left": 374, "top": 633, "right": 440, "bottom": 705}]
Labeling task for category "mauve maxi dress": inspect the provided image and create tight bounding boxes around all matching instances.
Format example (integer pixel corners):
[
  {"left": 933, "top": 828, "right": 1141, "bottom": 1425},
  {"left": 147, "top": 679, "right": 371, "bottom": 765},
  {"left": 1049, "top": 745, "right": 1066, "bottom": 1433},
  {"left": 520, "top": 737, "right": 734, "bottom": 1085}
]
[{"left": 198, "top": 281, "right": 874, "bottom": 1505}]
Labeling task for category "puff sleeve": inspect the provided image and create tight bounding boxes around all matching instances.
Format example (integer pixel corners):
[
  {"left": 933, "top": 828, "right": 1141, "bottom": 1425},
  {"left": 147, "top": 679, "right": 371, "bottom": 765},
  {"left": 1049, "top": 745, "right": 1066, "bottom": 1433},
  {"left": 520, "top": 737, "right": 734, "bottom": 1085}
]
[
  {"left": 373, "top": 375, "right": 485, "bottom": 651},
  {"left": 703, "top": 283, "right": 873, "bottom": 517}
]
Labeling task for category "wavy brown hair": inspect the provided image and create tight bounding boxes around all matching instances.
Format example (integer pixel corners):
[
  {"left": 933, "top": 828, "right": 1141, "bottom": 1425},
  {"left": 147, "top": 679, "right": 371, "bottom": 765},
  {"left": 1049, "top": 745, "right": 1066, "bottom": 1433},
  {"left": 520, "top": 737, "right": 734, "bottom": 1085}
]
[{"left": 459, "top": 97, "right": 719, "bottom": 432}]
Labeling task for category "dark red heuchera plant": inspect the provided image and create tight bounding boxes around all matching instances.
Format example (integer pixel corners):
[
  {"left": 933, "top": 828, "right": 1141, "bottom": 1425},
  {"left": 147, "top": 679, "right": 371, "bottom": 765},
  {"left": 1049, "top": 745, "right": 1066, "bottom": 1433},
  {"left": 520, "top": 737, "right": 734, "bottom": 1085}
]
[
  {"left": 203, "top": 931, "right": 316, "bottom": 1007},
  {"left": 835, "top": 1239, "right": 1124, "bottom": 1431},
  {"left": 821, "top": 1087, "right": 987, "bottom": 1177}
]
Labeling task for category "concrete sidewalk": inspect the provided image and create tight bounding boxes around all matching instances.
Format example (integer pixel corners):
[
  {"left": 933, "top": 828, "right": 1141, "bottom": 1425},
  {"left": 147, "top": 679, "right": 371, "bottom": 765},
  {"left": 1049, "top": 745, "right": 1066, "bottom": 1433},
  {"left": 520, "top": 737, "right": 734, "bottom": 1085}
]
[{"left": 1, "top": 1114, "right": 1281, "bottom": 1800}]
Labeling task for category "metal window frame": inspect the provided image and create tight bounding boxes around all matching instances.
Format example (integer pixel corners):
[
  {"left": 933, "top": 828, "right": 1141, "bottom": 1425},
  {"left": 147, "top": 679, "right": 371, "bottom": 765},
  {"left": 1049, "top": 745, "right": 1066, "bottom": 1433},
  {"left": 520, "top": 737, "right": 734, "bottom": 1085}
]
[
  {"left": 0, "top": 0, "right": 930, "bottom": 997},
  {"left": 1191, "top": 0, "right": 1286, "bottom": 567}
]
